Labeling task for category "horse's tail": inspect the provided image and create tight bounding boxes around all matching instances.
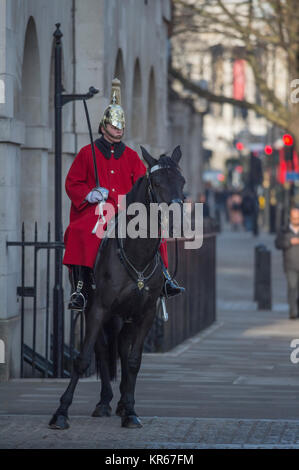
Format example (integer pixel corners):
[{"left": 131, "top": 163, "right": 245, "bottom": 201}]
[{"left": 95, "top": 317, "right": 120, "bottom": 381}]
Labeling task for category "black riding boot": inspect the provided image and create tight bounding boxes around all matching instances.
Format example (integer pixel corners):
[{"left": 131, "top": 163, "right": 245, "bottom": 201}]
[
  {"left": 161, "top": 263, "right": 185, "bottom": 298},
  {"left": 68, "top": 265, "right": 93, "bottom": 312}
]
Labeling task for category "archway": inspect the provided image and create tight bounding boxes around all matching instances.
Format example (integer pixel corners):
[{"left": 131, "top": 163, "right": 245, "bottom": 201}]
[
  {"left": 114, "top": 49, "right": 126, "bottom": 112},
  {"left": 131, "top": 59, "right": 142, "bottom": 141},
  {"left": 19, "top": 16, "right": 43, "bottom": 232},
  {"left": 19, "top": 17, "right": 47, "bottom": 366},
  {"left": 147, "top": 68, "right": 157, "bottom": 145},
  {"left": 20, "top": 17, "right": 41, "bottom": 125}
]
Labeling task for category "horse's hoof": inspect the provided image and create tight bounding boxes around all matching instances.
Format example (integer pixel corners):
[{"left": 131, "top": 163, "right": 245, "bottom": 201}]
[
  {"left": 92, "top": 404, "right": 112, "bottom": 417},
  {"left": 121, "top": 415, "right": 143, "bottom": 428},
  {"left": 48, "top": 414, "right": 70, "bottom": 430}
]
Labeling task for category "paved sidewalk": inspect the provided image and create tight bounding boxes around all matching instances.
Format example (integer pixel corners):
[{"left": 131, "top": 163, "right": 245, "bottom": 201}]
[
  {"left": 2, "top": 415, "right": 299, "bottom": 449},
  {"left": 1, "top": 230, "right": 299, "bottom": 449}
]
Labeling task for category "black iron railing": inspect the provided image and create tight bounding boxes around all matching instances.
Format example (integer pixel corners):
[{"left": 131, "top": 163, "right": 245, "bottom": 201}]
[
  {"left": 144, "top": 229, "right": 217, "bottom": 352},
  {"left": 7, "top": 222, "right": 91, "bottom": 378}
]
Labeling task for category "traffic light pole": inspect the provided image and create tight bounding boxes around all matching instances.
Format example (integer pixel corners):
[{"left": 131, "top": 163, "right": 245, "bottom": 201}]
[{"left": 53, "top": 23, "right": 99, "bottom": 377}]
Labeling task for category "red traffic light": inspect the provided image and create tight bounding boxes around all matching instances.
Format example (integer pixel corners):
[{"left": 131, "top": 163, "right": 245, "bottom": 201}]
[
  {"left": 236, "top": 142, "right": 244, "bottom": 151},
  {"left": 264, "top": 145, "right": 273, "bottom": 155},
  {"left": 283, "top": 134, "right": 294, "bottom": 146}
]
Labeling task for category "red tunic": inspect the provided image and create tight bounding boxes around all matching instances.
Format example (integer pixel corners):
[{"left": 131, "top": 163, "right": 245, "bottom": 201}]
[{"left": 63, "top": 141, "right": 168, "bottom": 269}]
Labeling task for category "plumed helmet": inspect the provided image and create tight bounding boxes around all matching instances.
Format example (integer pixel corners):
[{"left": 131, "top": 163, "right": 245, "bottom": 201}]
[{"left": 99, "top": 78, "right": 125, "bottom": 132}]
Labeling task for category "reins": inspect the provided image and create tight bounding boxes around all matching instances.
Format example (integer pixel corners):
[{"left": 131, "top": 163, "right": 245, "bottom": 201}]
[
  {"left": 116, "top": 164, "right": 180, "bottom": 291},
  {"left": 147, "top": 167, "right": 180, "bottom": 282}
]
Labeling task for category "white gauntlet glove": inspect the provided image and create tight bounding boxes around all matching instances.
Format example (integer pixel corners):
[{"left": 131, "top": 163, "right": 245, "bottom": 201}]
[{"left": 85, "top": 187, "right": 109, "bottom": 204}]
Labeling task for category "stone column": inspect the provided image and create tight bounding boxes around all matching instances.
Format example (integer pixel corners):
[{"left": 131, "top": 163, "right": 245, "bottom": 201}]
[
  {"left": 0, "top": 119, "right": 25, "bottom": 381},
  {"left": 0, "top": 0, "right": 25, "bottom": 380}
]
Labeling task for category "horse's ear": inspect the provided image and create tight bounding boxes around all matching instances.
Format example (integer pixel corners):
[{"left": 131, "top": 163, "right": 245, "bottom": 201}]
[
  {"left": 140, "top": 146, "right": 156, "bottom": 168},
  {"left": 171, "top": 145, "right": 182, "bottom": 164}
]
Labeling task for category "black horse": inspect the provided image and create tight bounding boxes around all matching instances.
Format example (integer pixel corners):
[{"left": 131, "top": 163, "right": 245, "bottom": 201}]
[{"left": 49, "top": 145, "right": 185, "bottom": 429}]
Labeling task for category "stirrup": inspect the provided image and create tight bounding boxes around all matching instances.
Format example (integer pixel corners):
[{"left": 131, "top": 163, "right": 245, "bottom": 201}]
[
  {"left": 68, "top": 280, "right": 87, "bottom": 311},
  {"left": 68, "top": 291, "right": 87, "bottom": 312},
  {"left": 160, "top": 296, "right": 169, "bottom": 322}
]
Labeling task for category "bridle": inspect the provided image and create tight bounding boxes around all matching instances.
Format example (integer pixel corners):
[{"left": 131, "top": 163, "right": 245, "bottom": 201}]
[
  {"left": 147, "top": 163, "right": 182, "bottom": 280},
  {"left": 147, "top": 163, "right": 183, "bottom": 206},
  {"left": 116, "top": 162, "right": 182, "bottom": 291}
]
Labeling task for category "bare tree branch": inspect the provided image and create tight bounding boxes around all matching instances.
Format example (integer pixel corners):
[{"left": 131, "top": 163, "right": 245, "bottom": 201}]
[
  {"left": 172, "top": 2, "right": 294, "bottom": 115},
  {"left": 169, "top": 66, "right": 288, "bottom": 130},
  {"left": 172, "top": 0, "right": 293, "bottom": 49}
]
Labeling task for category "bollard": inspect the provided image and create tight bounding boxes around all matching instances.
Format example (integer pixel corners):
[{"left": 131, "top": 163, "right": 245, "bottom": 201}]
[
  {"left": 253, "top": 245, "right": 260, "bottom": 301},
  {"left": 254, "top": 244, "right": 272, "bottom": 310}
]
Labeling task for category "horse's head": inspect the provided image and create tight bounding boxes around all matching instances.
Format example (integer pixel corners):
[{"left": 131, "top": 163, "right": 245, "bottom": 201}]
[
  {"left": 140, "top": 145, "right": 185, "bottom": 206},
  {"left": 139, "top": 146, "right": 186, "bottom": 238}
]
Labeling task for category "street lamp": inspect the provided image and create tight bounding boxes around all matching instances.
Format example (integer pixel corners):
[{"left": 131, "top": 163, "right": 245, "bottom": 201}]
[{"left": 53, "top": 24, "right": 99, "bottom": 377}]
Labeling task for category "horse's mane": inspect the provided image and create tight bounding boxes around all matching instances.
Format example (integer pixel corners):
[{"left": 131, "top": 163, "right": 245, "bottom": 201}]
[{"left": 126, "top": 174, "right": 148, "bottom": 206}]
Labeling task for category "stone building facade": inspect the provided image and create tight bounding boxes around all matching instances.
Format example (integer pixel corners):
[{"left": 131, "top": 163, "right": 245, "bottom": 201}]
[{"left": 0, "top": 0, "right": 178, "bottom": 379}]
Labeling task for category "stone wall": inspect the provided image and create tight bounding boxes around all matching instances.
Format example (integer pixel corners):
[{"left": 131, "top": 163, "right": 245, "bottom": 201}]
[
  {"left": 0, "top": 0, "right": 205, "bottom": 379},
  {"left": 0, "top": 0, "right": 172, "bottom": 379}
]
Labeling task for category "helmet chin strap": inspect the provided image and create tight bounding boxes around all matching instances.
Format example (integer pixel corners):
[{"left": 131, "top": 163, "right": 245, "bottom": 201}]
[{"left": 102, "top": 124, "right": 124, "bottom": 143}]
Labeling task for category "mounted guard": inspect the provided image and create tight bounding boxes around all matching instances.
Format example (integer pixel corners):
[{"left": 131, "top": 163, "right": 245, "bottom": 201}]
[{"left": 63, "top": 78, "right": 184, "bottom": 313}]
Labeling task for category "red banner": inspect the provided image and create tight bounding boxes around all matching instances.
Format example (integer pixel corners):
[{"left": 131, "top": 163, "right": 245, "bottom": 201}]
[{"left": 233, "top": 59, "right": 245, "bottom": 101}]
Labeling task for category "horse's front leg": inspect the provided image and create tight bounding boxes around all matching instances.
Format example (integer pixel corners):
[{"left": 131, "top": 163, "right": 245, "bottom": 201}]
[
  {"left": 118, "top": 306, "right": 156, "bottom": 428},
  {"left": 49, "top": 302, "right": 105, "bottom": 429}
]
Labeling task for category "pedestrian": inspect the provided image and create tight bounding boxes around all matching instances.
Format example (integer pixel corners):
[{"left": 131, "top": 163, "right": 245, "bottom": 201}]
[
  {"left": 226, "top": 191, "right": 243, "bottom": 231},
  {"left": 63, "top": 78, "right": 184, "bottom": 311},
  {"left": 275, "top": 206, "right": 299, "bottom": 319},
  {"left": 241, "top": 188, "right": 256, "bottom": 232},
  {"left": 198, "top": 192, "right": 210, "bottom": 218}
]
